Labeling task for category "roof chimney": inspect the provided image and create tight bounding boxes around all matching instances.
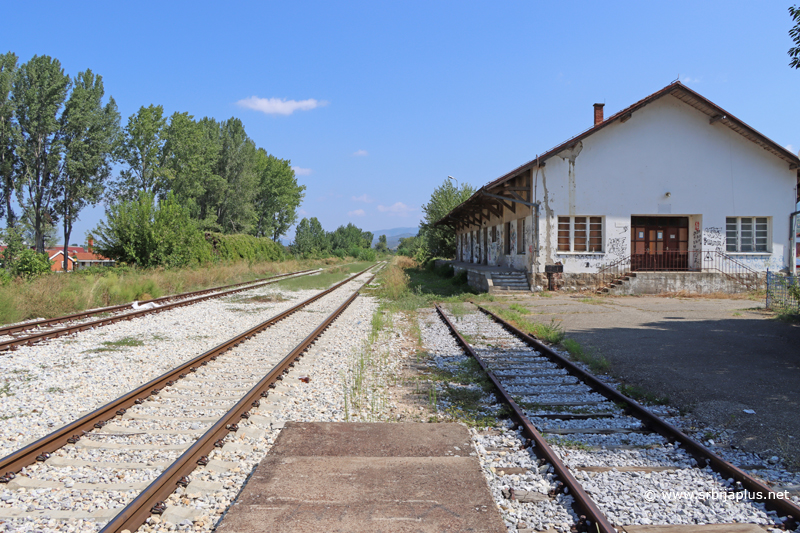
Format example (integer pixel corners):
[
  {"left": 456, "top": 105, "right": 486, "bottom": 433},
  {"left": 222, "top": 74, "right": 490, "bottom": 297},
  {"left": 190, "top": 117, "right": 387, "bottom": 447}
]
[{"left": 593, "top": 103, "right": 605, "bottom": 126}]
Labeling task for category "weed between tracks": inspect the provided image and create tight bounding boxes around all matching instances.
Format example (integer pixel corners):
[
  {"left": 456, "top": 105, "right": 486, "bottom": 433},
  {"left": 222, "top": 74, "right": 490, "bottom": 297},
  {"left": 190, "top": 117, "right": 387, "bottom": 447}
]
[
  {"left": 618, "top": 383, "right": 669, "bottom": 405},
  {"left": 486, "top": 305, "right": 565, "bottom": 344},
  {"left": 274, "top": 262, "right": 374, "bottom": 292},
  {"left": 341, "top": 309, "right": 399, "bottom": 422},
  {"left": 89, "top": 336, "right": 146, "bottom": 353}
]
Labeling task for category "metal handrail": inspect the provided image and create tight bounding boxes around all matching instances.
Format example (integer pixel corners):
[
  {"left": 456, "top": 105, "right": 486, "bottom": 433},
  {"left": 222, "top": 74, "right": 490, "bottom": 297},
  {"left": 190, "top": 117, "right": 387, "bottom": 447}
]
[{"left": 594, "top": 250, "right": 762, "bottom": 293}]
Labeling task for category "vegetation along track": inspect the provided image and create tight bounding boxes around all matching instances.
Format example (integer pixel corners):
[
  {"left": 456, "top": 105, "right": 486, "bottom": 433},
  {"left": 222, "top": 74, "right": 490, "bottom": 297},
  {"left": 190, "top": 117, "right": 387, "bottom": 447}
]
[
  {"left": 0, "top": 264, "right": 380, "bottom": 532},
  {"left": 435, "top": 303, "right": 800, "bottom": 532},
  {"left": 0, "top": 268, "right": 322, "bottom": 353}
]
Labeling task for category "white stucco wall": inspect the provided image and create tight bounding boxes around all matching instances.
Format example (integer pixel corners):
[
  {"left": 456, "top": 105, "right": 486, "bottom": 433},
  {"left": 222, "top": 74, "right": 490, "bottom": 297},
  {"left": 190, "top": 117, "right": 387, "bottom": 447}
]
[{"left": 535, "top": 95, "right": 797, "bottom": 274}]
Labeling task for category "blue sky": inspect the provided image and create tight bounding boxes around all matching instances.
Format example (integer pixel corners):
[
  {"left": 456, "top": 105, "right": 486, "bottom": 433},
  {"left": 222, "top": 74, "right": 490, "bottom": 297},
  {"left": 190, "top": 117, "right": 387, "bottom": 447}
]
[{"left": 4, "top": 0, "right": 800, "bottom": 243}]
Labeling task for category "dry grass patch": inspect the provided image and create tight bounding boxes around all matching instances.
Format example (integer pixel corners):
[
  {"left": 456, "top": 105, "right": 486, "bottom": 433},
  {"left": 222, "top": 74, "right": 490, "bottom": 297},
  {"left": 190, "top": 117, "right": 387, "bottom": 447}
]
[{"left": 0, "top": 258, "right": 345, "bottom": 326}]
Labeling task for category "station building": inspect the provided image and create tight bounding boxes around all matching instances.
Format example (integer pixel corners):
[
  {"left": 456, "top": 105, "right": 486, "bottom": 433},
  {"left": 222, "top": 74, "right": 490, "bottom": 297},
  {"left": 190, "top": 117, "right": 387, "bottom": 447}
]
[{"left": 436, "top": 82, "right": 799, "bottom": 293}]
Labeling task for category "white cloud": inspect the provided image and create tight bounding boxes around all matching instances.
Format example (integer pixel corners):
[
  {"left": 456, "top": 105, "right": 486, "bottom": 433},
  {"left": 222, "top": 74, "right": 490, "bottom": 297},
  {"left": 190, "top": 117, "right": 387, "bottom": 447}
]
[
  {"left": 377, "top": 202, "right": 414, "bottom": 216},
  {"left": 292, "top": 166, "right": 312, "bottom": 176},
  {"left": 681, "top": 76, "right": 700, "bottom": 84},
  {"left": 348, "top": 209, "right": 366, "bottom": 217},
  {"left": 236, "top": 96, "right": 326, "bottom": 116},
  {"left": 786, "top": 144, "right": 797, "bottom": 155},
  {"left": 352, "top": 149, "right": 368, "bottom": 157},
  {"left": 351, "top": 194, "right": 373, "bottom": 203},
  {"left": 298, "top": 208, "right": 308, "bottom": 215}
]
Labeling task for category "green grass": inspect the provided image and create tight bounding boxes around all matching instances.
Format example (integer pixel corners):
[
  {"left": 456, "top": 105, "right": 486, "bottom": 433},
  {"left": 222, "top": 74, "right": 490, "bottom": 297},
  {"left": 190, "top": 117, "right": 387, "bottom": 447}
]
[
  {"left": 509, "top": 303, "right": 529, "bottom": 314},
  {"left": 579, "top": 297, "right": 604, "bottom": 305},
  {"left": 487, "top": 306, "right": 565, "bottom": 344},
  {"left": 90, "top": 336, "right": 145, "bottom": 352},
  {"left": 618, "top": 383, "right": 669, "bottom": 406},
  {"left": 273, "top": 262, "right": 373, "bottom": 291},
  {"left": 0, "top": 381, "right": 12, "bottom": 396},
  {"left": 561, "top": 338, "right": 611, "bottom": 374},
  {"left": 546, "top": 436, "right": 592, "bottom": 450}
]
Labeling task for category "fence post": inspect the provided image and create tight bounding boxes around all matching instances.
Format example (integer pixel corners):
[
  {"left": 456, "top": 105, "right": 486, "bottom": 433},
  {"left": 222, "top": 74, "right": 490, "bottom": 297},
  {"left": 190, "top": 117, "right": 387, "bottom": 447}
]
[{"left": 765, "top": 268, "right": 770, "bottom": 309}]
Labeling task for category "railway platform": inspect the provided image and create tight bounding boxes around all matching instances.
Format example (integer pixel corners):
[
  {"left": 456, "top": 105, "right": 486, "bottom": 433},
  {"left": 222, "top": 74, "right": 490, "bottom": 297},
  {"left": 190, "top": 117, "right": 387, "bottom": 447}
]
[{"left": 216, "top": 422, "right": 506, "bottom": 532}]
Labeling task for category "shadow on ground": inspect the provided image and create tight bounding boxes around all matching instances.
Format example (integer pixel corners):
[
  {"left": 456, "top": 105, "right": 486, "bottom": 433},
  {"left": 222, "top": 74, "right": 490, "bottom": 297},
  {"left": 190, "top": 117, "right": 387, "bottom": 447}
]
[{"left": 507, "top": 294, "right": 800, "bottom": 467}]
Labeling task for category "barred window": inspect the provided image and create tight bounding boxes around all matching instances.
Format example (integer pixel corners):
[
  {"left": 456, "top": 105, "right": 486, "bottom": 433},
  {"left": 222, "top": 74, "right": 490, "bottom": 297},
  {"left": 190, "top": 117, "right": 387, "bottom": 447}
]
[
  {"left": 557, "top": 216, "right": 603, "bottom": 252},
  {"left": 516, "top": 218, "right": 526, "bottom": 255},
  {"left": 726, "top": 217, "right": 769, "bottom": 252}
]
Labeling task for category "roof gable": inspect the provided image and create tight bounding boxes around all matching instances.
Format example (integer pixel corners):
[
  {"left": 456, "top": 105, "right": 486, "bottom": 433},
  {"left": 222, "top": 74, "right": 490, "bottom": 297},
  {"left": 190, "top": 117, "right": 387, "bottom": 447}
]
[
  {"left": 437, "top": 82, "right": 800, "bottom": 227},
  {"left": 484, "top": 81, "right": 800, "bottom": 191}
]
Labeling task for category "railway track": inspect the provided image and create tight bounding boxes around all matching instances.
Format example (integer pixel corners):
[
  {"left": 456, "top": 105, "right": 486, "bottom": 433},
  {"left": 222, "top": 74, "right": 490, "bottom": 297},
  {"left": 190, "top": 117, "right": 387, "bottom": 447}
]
[
  {"left": 0, "top": 264, "right": 381, "bottom": 532},
  {"left": 432, "top": 303, "right": 800, "bottom": 533},
  {"left": 0, "top": 268, "right": 328, "bottom": 353}
]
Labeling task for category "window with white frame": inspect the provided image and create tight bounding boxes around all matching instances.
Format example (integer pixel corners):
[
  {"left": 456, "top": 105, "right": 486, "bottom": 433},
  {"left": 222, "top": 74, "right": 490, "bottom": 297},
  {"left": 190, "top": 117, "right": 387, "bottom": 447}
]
[
  {"left": 557, "top": 216, "right": 603, "bottom": 252},
  {"left": 726, "top": 217, "right": 769, "bottom": 253}
]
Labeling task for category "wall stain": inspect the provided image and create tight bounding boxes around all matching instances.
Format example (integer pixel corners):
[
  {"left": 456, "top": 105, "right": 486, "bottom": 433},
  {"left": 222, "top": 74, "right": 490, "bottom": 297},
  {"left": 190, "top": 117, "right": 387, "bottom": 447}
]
[
  {"left": 559, "top": 142, "right": 582, "bottom": 217},
  {"left": 541, "top": 165, "right": 554, "bottom": 264}
]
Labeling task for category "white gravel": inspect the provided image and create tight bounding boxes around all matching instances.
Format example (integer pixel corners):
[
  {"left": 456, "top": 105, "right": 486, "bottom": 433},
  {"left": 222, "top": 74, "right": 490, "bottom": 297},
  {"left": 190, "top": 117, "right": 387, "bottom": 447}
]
[
  {"left": 0, "top": 272, "right": 379, "bottom": 533},
  {"left": 436, "top": 306, "right": 799, "bottom": 532},
  {"left": 0, "top": 277, "right": 334, "bottom": 459}
]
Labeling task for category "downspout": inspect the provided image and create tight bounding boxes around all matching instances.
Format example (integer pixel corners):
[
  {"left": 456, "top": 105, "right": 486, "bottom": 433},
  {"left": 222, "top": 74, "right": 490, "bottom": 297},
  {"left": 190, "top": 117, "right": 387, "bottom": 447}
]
[
  {"left": 791, "top": 210, "right": 799, "bottom": 276},
  {"left": 533, "top": 157, "right": 541, "bottom": 276}
]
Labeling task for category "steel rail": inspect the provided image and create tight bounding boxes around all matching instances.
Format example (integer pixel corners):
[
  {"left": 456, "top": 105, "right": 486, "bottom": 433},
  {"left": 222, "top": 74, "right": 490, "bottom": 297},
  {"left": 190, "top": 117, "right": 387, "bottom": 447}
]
[
  {"left": 434, "top": 305, "right": 617, "bottom": 533},
  {"left": 0, "top": 268, "right": 325, "bottom": 353},
  {"left": 476, "top": 304, "right": 800, "bottom": 527},
  {"left": 100, "top": 274, "right": 375, "bottom": 533},
  {"left": 0, "top": 269, "right": 318, "bottom": 337},
  {"left": 0, "top": 265, "right": 376, "bottom": 480}
]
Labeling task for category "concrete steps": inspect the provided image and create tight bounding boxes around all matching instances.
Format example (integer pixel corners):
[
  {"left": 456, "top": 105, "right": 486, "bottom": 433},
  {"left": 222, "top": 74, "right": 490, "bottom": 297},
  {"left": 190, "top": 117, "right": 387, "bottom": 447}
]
[
  {"left": 596, "top": 272, "right": 637, "bottom": 294},
  {"left": 490, "top": 272, "right": 530, "bottom": 293}
]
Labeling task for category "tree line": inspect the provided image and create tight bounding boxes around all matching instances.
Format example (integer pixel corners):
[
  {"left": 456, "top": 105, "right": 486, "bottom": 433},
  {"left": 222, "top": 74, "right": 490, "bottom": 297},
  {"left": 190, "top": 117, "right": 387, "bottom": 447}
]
[
  {"left": 0, "top": 52, "right": 304, "bottom": 269},
  {"left": 291, "top": 218, "right": 381, "bottom": 261}
]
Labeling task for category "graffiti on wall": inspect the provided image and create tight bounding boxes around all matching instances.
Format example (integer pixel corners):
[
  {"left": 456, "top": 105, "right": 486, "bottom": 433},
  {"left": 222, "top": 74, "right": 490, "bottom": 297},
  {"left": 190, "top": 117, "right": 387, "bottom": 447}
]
[
  {"left": 510, "top": 225, "right": 517, "bottom": 256},
  {"left": 692, "top": 227, "right": 702, "bottom": 251},
  {"left": 703, "top": 227, "right": 724, "bottom": 251},
  {"left": 607, "top": 237, "right": 627, "bottom": 260}
]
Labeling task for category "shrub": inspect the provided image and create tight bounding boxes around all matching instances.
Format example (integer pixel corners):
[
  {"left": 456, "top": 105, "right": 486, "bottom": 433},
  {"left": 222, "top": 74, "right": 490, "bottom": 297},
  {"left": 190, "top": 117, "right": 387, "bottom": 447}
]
[
  {"left": 12, "top": 249, "right": 52, "bottom": 279},
  {"left": 205, "top": 233, "right": 285, "bottom": 263},
  {"left": 93, "top": 192, "right": 213, "bottom": 268},
  {"left": 357, "top": 248, "right": 376, "bottom": 262}
]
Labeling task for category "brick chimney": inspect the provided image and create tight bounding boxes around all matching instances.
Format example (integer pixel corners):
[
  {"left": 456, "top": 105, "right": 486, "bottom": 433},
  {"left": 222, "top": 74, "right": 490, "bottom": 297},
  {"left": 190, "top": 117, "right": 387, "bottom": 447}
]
[
  {"left": 593, "top": 103, "right": 605, "bottom": 125},
  {"left": 87, "top": 236, "right": 93, "bottom": 253}
]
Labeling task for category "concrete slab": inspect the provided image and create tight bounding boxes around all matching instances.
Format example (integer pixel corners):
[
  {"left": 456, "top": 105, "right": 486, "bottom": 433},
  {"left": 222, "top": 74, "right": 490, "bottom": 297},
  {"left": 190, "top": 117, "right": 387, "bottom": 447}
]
[
  {"left": 268, "top": 421, "right": 475, "bottom": 457},
  {"left": 216, "top": 422, "right": 505, "bottom": 533}
]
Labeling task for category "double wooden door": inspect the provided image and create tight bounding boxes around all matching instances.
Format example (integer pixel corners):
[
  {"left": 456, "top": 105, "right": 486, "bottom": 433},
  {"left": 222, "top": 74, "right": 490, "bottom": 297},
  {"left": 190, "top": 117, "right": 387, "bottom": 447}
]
[{"left": 631, "top": 217, "right": 689, "bottom": 271}]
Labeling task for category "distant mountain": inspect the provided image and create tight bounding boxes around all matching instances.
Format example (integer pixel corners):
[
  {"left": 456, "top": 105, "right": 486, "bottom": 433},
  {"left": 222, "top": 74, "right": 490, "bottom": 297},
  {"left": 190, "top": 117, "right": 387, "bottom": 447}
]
[{"left": 371, "top": 227, "right": 419, "bottom": 249}]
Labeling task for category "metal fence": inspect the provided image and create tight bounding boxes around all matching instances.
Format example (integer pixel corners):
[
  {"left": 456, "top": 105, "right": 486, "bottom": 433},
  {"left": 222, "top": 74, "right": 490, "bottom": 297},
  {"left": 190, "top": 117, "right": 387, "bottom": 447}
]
[
  {"left": 594, "top": 250, "right": 761, "bottom": 293},
  {"left": 766, "top": 270, "right": 800, "bottom": 312}
]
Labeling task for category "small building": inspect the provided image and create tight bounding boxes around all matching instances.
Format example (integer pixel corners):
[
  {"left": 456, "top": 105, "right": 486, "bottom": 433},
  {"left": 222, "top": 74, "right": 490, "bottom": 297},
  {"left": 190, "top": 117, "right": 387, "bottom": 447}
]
[
  {"left": 437, "top": 82, "right": 799, "bottom": 293},
  {"left": 46, "top": 245, "right": 115, "bottom": 272},
  {"left": 48, "top": 250, "right": 77, "bottom": 272}
]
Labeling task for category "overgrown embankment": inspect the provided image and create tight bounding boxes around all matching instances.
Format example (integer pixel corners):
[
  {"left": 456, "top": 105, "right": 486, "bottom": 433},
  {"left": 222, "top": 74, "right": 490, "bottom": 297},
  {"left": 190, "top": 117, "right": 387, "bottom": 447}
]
[{"left": 0, "top": 257, "right": 348, "bottom": 326}]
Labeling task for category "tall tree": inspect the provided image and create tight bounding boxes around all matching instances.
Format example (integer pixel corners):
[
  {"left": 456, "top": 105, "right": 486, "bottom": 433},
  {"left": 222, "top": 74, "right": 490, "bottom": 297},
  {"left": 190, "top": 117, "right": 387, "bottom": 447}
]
[
  {"left": 113, "top": 104, "right": 167, "bottom": 201},
  {"left": 56, "top": 69, "right": 119, "bottom": 269},
  {"left": 252, "top": 148, "right": 305, "bottom": 241},
  {"left": 375, "top": 234, "right": 388, "bottom": 252},
  {"left": 12, "top": 55, "right": 70, "bottom": 252},
  {"left": 293, "top": 217, "right": 329, "bottom": 255},
  {"left": 216, "top": 118, "right": 257, "bottom": 234},
  {"left": 0, "top": 52, "right": 18, "bottom": 227},
  {"left": 162, "top": 111, "right": 219, "bottom": 226},
  {"left": 329, "top": 222, "right": 373, "bottom": 251},
  {"left": 789, "top": 5, "right": 800, "bottom": 68},
  {"left": 419, "top": 178, "right": 475, "bottom": 258}
]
